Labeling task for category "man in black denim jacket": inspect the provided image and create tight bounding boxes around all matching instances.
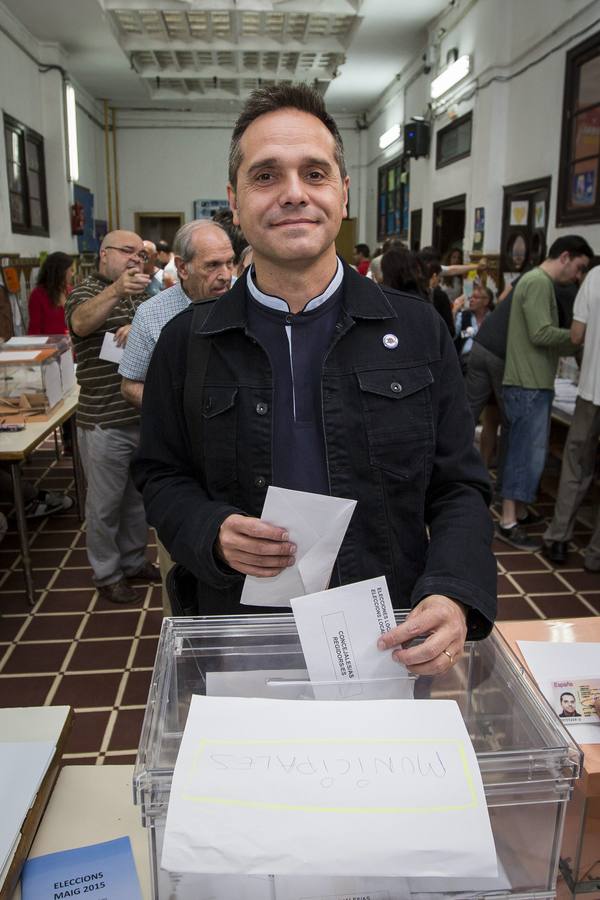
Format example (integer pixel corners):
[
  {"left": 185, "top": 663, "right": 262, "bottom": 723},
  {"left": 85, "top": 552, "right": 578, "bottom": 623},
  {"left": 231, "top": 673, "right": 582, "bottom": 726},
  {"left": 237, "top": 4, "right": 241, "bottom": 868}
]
[{"left": 132, "top": 85, "right": 496, "bottom": 676}]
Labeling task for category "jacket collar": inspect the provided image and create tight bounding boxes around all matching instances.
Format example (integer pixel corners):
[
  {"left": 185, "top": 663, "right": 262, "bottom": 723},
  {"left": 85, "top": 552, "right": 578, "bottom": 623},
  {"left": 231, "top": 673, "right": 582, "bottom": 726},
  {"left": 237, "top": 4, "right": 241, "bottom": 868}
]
[{"left": 196, "top": 258, "right": 395, "bottom": 335}]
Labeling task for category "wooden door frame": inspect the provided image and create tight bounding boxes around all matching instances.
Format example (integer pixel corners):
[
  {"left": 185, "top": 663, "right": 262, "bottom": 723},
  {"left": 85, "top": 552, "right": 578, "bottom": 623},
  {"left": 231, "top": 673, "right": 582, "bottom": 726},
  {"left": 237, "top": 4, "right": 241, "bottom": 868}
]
[
  {"left": 431, "top": 193, "right": 466, "bottom": 250},
  {"left": 134, "top": 211, "right": 185, "bottom": 233}
]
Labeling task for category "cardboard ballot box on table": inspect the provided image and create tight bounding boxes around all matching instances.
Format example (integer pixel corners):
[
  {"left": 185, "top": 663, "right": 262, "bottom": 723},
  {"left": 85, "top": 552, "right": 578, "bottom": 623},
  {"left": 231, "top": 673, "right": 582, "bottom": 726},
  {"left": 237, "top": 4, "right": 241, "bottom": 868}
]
[{"left": 134, "top": 614, "right": 582, "bottom": 900}]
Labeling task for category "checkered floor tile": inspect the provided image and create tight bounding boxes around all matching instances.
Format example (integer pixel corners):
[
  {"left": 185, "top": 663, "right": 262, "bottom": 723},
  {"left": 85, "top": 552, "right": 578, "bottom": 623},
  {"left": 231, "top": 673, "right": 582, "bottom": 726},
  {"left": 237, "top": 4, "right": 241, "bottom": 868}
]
[{"left": 0, "top": 441, "right": 598, "bottom": 765}]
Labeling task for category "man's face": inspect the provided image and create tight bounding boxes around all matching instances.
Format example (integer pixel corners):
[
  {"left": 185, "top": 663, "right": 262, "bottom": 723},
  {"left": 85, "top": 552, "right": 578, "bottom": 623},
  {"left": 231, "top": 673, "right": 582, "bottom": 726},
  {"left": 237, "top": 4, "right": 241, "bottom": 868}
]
[
  {"left": 353, "top": 246, "right": 363, "bottom": 265},
  {"left": 99, "top": 232, "right": 145, "bottom": 282},
  {"left": 228, "top": 108, "right": 349, "bottom": 268},
  {"left": 558, "top": 252, "right": 589, "bottom": 284},
  {"left": 176, "top": 226, "right": 235, "bottom": 300},
  {"left": 143, "top": 241, "right": 157, "bottom": 276},
  {"left": 470, "top": 288, "right": 490, "bottom": 312},
  {"left": 561, "top": 693, "right": 576, "bottom": 714}
]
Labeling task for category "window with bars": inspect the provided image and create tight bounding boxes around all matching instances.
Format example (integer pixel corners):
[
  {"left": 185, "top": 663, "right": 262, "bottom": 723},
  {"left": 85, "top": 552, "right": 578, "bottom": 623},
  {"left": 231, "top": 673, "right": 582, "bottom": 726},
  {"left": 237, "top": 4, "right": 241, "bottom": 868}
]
[
  {"left": 377, "top": 155, "right": 409, "bottom": 243},
  {"left": 3, "top": 113, "right": 49, "bottom": 237},
  {"left": 558, "top": 33, "right": 600, "bottom": 225}
]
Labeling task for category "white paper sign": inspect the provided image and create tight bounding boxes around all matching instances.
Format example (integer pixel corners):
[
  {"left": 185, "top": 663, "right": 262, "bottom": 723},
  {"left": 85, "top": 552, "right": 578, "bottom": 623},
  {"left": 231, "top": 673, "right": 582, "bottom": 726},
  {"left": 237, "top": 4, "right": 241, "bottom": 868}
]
[
  {"left": 241, "top": 487, "right": 356, "bottom": 608},
  {"left": 5, "top": 336, "right": 49, "bottom": 346},
  {"left": 99, "top": 331, "right": 124, "bottom": 363},
  {"left": 162, "top": 696, "right": 497, "bottom": 879},
  {"left": 0, "top": 351, "right": 40, "bottom": 362},
  {"left": 291, "top": 577, "right": 411, "bottom": 700}
]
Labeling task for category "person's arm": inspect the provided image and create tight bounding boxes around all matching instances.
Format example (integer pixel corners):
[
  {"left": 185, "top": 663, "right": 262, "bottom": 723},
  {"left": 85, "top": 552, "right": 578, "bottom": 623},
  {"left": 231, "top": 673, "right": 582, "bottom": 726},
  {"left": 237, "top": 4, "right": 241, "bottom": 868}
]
[
  {"left": 27, "top": 288, "right": 44, "bottom": 335},
  {"left": 69, "top": 270, "right": 149, "bottom": 337},
  {"left": 378, "top": 310, "right": 496, "bottom": 674},
  {"left": 570, "top": 319, "right": 586, "bottom": 346},
  {"left": 131, "top": 315, "right": 294, "bottom": 586},
  {"left": 121, "top": 377, "right": 144, "bottom": 409},
  {"left": 520, "top": 281, "right": 577, "bottom": 352}
]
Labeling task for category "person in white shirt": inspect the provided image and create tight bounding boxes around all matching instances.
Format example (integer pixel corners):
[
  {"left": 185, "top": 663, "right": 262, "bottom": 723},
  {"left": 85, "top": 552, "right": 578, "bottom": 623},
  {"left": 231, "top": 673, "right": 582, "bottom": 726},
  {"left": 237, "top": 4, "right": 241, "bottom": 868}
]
[
  {"left": 543, "top": 264, "right": 600, "bottom": 571},
  {"left": 156, "top": 239, "right": 178, "bottom": 287}
]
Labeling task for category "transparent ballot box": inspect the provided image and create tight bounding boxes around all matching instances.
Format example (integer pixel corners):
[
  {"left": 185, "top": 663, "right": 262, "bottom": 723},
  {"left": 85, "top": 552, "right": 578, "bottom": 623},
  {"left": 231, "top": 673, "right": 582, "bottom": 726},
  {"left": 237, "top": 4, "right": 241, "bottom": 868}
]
[
  {"left": 3, "top": 334, "right": 75, "bottom": 394},
  {"left": 0, "top": 346, "right": 63, "bottom": 412},
  {"left": 133, "top": 616, "right": 582, "bottom": 900}
]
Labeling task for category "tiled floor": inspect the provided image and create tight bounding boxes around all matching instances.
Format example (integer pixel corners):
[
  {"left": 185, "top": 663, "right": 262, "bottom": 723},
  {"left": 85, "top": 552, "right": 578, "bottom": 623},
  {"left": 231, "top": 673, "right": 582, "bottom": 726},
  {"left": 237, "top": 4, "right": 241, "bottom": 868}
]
[{"left": 0, "top": 442, "right": 598, "bottom": 766}]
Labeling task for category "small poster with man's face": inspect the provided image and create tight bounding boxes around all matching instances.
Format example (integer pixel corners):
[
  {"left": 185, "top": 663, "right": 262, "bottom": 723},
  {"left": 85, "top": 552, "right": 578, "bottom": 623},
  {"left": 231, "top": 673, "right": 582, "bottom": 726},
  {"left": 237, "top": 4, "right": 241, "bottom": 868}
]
[{"left": 552, "top": 679, "right": 600, "bottom": 723}]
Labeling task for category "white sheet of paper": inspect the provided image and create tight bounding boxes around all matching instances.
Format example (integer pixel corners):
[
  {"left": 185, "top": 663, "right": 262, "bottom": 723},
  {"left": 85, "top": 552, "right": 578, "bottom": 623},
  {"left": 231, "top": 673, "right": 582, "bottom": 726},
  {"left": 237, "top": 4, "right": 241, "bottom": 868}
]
[
  {"left": 0, "top": 351, "right": 40, "bottom": 362},
  {"left": 43, "top": 360, "right": 63, "bottom": 408},
  {"left": 0, "top": 741, "right": 55, "bottom": 872},
  {"left": 241, "top": 487, "right": 356, "bottom": 608},
  {"left": 206, "top": 669, "right": 314, "bottom": 701},
  {"left": 291, "top": 577, "right": 411, "bottom": 700},
  {"left": 162, "top": 695, "right": 497, "bottom": 879},
  {"left": 5, "top": 336, "right": 49, "bottom": 346},
  {"left": 158, "top": 867, "right": 272, "bottom": 900},
  {"left": 518, "top": 640, "right": 600, "bottom": 744},
  {"left": 99, "top": 331, "right": 124, "bottom": 363}
]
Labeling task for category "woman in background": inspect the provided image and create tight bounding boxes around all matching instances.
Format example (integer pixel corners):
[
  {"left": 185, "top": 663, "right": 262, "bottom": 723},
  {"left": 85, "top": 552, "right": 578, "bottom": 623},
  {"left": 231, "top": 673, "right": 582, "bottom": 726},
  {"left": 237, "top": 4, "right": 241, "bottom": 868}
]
[{"left": 28, "top": 252, "right": 73, "bottom": 335}]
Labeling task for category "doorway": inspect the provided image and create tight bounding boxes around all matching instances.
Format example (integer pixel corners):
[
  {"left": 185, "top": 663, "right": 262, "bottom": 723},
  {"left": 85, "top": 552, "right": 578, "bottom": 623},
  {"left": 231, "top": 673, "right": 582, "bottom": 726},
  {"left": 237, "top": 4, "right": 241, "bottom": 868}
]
[
  {"left": 134, "top": 212, "right": 184, "bottom": 246},
  {"left": 432, "top": 194, "right": 466, "bottom": 257},
  {"left": 500, "top": 178, "right": 551, "bottom": 282},
  {"left": 410, "top": 209, "right": 422, "bottom": 251}
]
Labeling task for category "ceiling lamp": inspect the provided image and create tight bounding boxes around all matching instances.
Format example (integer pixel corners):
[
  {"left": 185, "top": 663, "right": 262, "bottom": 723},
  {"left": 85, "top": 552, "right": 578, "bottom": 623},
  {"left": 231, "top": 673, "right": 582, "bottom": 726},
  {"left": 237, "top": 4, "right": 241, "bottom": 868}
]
[
  {"left": 430, "top": 55, "right": 471, "bottom": 100},
  {"left": 379, "top": 123, "right": 401, "bottom": 150},
  {"left": 65, "top": 83, "right": 79, "bottom": 183}
]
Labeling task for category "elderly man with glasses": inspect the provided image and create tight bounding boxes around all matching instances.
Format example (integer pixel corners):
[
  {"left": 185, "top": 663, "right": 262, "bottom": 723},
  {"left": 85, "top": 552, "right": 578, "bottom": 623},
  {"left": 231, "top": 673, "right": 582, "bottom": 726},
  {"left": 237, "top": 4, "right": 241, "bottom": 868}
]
[{"left": 65, "top": 230, "right": 160, "bottom": 604}]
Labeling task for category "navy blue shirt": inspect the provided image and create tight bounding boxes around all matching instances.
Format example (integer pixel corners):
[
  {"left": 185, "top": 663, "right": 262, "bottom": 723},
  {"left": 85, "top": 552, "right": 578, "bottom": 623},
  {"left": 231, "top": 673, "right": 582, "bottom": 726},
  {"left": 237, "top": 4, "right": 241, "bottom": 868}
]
[{"left": 246, "top": 263, "right": 344, "bottom": 496}]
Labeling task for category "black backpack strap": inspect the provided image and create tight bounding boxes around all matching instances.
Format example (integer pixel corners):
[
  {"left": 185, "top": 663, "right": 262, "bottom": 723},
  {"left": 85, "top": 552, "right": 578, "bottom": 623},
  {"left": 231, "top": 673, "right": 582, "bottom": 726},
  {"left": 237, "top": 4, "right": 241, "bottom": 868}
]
[{"left": 183, "top": 300, "right": 215, "bottom": 474}]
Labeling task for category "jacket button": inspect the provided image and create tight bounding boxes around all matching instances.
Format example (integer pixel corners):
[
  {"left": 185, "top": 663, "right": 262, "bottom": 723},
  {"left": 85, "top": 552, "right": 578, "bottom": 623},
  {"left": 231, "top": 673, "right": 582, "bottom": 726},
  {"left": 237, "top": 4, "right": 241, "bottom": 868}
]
[
  {"left": 204, "top": 397, "right": 213, "bottom": 411},
  {"left": 335, "top": 321, "right": 343, "bottom": 331},
  {"left": 254, "top": 476, "right": 267, "bottom": 488},
  {"left": 285, "top": 314, "right": 293, "bottom": 325},
  {"left": 256, "top": 402, "right": 268, "bottom": 415},
  {"left": 390, "top": 382, "right": 402, "bottom": 393}
]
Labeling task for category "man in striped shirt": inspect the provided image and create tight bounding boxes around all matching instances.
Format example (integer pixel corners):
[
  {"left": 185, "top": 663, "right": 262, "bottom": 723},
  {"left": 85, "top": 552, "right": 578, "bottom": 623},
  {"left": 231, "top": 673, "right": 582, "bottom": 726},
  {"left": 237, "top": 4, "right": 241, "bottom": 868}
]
[{"left": 65, "top": 230, "right": 160, "bottom": 604}]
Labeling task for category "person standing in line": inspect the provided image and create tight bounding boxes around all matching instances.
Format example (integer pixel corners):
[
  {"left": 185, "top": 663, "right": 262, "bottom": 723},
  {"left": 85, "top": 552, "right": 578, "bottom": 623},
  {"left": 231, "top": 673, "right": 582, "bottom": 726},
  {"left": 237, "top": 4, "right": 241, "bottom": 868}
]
[
  {"left": 28, "top": 252, "right": 73, "bottom": 335},
  {"left": 65, "top": 231, "right": 160, "bottom": 604},
  {"left": 543, "top": 264, "right": 600, "bottom": 570},
  {"left": 496, "top": 235, "right": 593, "bottom": 551}
]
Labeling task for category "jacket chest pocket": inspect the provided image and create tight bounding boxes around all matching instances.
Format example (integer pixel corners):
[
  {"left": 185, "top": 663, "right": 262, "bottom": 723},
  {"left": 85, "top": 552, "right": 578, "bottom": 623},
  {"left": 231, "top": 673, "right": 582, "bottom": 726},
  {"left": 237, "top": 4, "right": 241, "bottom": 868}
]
[
  {"left": 202, "top": 386, "right": 238, "bottom": 489},
  {"left": 357, "top": 367, "right": 433, "bottom": 479}
]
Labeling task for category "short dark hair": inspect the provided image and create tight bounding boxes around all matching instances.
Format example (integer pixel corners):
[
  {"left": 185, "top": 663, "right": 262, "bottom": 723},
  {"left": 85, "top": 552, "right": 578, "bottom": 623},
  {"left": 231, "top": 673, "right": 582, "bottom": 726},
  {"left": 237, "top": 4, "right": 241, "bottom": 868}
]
[
  {"left": 548, "top": 234, "right": 593, "bottom": 260},
  {"left": 354, "top": 243, "right": 370, "bottom": 259},
  {"left": 560, "top": 692, "right": 576, "bottom": 702},
  {"left": 418, "top": 246, "right": 441, "bottom": 264},
  {"left": 156, "top": 240, "right": 171, "bottom": 254},
  {"left": 229, "top": 83, "right": 346, "bottom": 187}
]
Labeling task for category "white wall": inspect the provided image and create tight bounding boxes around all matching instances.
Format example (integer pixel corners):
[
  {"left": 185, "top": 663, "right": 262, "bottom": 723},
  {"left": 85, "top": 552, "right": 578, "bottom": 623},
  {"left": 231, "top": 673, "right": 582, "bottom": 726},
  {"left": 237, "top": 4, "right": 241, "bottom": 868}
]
[
  {"left": 115, "top": 111, "right": 361, "bottom": 234},
  {"left": 0, "top": 4, "right": 108, "bottom": 256},
  {"left": 363, "top": 0, "right": 600, "bottom": 254},
  {"left": 76, "top": 92, "right": 108, "bottom": 224}
]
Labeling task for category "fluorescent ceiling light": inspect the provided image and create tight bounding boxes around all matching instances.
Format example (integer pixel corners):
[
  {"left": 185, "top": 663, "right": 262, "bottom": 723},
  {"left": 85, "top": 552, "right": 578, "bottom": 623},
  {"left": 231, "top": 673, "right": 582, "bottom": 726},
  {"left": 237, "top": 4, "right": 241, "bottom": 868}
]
[
  {"left": 65, "top": 83, "right": 79, "bottom": 183},
  {"left": 430, "top": 55, "right": 471, "bottom": 100},
  {"left": 379, "top": 123, "right": 401, "bottom": 150}
]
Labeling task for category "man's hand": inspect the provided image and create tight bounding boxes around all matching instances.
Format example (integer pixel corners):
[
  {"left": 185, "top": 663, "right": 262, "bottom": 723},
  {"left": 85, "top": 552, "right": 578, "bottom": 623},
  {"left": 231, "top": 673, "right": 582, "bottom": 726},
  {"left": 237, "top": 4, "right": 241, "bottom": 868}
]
[
  {"left": 114, "top": 270, "right": 150, "bottom": 297},
  {"left": 452, "top": 294, "right": 466, "bottom": 314},
  {"left": 377, "top": 595, "right": 468, "bottom": 676},
  {"left": 114, "top": 324, "right": 131, "bottom": 347},
  {"left": 216, "top": 514, "right": 296, "bottom": 577}
]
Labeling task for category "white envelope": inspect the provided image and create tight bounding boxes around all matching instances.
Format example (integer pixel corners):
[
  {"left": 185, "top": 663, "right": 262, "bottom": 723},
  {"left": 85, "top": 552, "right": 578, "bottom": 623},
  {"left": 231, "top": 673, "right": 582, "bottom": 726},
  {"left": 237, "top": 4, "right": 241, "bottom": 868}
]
[
  {"left": 99, "top": 331, "right": 124, "bottom": 363},
  {"left": 240, "top": 487, "right": 357, "bottom": 607}
]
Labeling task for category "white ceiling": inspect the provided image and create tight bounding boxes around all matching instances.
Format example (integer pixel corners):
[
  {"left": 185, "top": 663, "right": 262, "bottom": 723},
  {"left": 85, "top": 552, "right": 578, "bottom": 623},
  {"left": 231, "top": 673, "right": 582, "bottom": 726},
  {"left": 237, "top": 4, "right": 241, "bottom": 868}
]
[{"left": 3, "top": 0, "right": 449, "bottom": 113}]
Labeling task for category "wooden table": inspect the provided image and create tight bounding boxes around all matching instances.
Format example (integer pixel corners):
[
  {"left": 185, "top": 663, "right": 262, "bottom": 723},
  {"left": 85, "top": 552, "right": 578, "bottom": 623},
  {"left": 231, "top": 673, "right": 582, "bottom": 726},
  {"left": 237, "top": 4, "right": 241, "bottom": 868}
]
[
  {"left": 496, "top": 619, "right": 600, "bottom": 897},
  {"left": 0, "top": 387, "right": 83, "bottom": 604},
  {"left": 9, "top": 766, "right": 150, "bottom": 900}
]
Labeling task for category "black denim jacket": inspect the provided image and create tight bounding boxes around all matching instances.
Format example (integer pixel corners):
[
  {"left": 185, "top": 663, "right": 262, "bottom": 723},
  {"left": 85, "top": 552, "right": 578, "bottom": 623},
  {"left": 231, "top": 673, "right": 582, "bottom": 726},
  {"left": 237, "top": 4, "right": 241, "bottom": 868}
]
[{"left": 132, "top": 263, "right": 496, "bottom": 637}]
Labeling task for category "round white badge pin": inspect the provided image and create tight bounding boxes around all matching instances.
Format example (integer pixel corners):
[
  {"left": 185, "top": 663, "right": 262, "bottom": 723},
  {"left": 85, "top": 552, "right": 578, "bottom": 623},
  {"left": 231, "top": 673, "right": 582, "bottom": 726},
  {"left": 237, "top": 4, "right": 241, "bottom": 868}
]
[{"left": 383, "top": 333, "right": 399, "bottom": 349}]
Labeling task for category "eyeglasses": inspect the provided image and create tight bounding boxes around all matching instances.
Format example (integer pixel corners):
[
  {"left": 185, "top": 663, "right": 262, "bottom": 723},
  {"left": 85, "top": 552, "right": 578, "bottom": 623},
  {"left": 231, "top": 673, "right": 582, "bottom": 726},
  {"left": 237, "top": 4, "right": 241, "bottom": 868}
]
[{"left": 104, "top": 245, "right": 149, "bottom": 263}]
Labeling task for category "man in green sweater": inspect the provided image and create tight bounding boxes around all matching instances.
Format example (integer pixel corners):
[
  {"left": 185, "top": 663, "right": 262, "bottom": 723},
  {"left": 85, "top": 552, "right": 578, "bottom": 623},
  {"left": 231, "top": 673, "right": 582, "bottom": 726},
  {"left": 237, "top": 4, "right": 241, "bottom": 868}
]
[{"left": 497, "top": 235, "right": 593, "bottom": 551}]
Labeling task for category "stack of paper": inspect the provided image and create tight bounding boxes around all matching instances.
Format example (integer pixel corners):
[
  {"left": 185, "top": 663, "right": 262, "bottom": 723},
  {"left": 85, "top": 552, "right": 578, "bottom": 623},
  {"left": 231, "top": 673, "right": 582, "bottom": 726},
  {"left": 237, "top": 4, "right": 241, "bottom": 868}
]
[{"left": 0, "top": 742, "right": 55, "bottom": 879}]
